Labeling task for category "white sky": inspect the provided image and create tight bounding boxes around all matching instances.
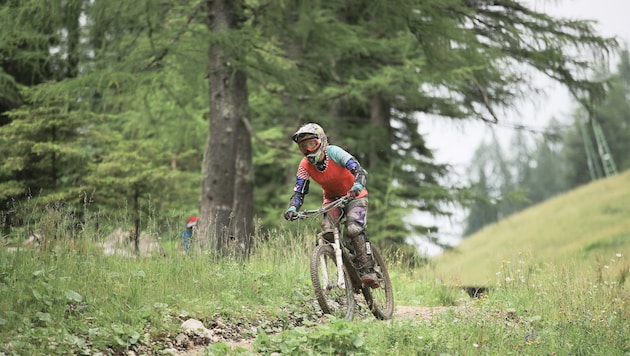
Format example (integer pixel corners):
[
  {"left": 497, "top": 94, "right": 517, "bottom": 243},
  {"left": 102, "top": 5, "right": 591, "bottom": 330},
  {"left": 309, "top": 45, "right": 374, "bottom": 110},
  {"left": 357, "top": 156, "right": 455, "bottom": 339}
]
[
  {"left": 414, "top": 0, "right": 630, "bottom": 256},
  {"left": 424, "top": 0, "right": 630, "bottom": 169}
]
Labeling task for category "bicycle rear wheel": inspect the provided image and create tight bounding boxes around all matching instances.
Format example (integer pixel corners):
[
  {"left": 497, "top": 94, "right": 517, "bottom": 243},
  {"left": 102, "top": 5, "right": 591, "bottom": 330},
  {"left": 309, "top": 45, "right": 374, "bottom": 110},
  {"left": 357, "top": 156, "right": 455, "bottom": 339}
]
[
  {"left": 310, "top": 244, "right": 355, "bottom": 320},
  {"left": 361, "top": 245, "right": 394, "bottom": 320}
]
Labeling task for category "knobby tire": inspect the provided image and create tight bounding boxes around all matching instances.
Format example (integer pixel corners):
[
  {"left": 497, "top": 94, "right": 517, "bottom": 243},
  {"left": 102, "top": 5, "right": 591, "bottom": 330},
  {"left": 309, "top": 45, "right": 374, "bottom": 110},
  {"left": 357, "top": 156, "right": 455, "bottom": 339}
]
[
  {"left": 361, "top": 245, "right": 394, "bottom": 320},
  {"left": 310, "top": 244, "right": 355, "bottom": 320}
]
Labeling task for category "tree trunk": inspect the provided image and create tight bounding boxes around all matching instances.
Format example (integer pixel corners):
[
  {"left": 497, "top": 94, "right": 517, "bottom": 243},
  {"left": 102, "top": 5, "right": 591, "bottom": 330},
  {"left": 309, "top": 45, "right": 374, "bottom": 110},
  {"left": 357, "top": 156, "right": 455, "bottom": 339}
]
[
  {"left": 368, "top": 95, "right": 392, "bottom": 170},
  {"left": 199, "top": 0, "right": 253, "bottom": 258}
]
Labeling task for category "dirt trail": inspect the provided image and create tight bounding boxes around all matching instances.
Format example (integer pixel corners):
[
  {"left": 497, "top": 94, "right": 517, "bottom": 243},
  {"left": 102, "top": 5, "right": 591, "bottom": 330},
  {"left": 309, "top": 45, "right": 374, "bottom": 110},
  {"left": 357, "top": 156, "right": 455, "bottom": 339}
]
[
  {"left": 176, "top": 305, "right": 467, "bottom": 355},
  {"left": 393, "top": 305, "right": 458, "bottom": 320}
]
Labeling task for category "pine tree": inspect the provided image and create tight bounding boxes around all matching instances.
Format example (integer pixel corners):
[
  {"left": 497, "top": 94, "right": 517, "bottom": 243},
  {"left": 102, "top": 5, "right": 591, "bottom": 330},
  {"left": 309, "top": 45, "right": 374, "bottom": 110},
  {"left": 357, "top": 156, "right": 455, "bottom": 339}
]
[{"left": 0, "top": 0, "right": 621, "bottom": 258}]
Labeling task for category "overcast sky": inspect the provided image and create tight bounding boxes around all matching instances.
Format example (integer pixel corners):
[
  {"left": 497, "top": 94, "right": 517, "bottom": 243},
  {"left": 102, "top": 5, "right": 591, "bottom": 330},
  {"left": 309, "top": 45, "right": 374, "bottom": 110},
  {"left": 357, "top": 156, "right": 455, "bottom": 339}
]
[
  {"left": 414, "top": 0, "right": 630, "bottom": 256},
  {"left": 422, "top": 0, "right": 630, "bottom": 171}
]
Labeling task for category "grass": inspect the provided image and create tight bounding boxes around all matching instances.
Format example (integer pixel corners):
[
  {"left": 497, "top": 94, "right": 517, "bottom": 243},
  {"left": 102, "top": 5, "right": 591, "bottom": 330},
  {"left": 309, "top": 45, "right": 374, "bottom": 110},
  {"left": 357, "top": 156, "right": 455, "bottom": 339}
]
[
  {"left": 0, "top": 172, "right": 628, "bottom": 355},
  {"left": 431, "top": 169, "right": 630, "bottom": 286}
]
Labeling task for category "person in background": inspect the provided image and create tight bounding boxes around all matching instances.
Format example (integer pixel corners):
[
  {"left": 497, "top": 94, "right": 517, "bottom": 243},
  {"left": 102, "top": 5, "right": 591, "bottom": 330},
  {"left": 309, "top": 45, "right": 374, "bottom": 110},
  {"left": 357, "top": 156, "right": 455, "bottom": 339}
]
[
  {"left": 283, "top": 123, "right": 376, "bottom": 286},
  {"left": 181, "top": 215, "right": 198, "bottom": 253}
]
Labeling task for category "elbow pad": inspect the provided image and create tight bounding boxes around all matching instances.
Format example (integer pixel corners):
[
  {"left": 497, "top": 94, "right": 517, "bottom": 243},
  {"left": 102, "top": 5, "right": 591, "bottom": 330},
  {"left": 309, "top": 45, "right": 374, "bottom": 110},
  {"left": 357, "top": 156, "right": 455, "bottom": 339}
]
[
  {"left": 289, "top": 179, "right": 310, "bottom": 209},
  {"left": 346, "top": 158, "right": 367, "bottom": 187}
]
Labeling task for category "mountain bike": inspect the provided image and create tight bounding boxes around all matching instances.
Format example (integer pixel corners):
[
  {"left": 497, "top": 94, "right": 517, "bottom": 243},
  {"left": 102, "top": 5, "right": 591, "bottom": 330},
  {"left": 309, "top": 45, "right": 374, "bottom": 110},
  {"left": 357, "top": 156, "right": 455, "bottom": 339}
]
[{"left": 293, "top": 196, "right": 394, "bottom": 320}]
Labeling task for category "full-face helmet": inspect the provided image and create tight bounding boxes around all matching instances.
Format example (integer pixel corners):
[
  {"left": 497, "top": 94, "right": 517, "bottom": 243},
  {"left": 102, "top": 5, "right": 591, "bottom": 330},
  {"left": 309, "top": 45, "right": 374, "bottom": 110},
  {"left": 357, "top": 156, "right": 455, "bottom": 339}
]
[{"left": 291, "top": 123, "right": 328, "bottom": 164}]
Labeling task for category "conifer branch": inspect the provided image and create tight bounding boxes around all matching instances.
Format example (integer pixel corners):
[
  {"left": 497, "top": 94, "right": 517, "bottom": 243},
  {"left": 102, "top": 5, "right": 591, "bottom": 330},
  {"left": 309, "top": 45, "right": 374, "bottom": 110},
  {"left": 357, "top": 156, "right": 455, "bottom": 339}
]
[{"left": 145, "top": 1, "right": 205, "bottom": 70}]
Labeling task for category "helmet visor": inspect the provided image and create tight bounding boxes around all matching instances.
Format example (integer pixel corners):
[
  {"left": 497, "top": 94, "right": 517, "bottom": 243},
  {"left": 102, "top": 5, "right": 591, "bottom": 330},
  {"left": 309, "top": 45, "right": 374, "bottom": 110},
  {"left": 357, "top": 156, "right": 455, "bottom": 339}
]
[{"left": 298, "top": 138, "right": 321, "bottom": 155}]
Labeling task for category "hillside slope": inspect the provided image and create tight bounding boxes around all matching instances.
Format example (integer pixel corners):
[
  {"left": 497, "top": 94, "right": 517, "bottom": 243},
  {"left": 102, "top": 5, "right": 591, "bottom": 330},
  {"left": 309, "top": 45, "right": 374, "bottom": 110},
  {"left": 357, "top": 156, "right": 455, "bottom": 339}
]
[{"left": 431, "top": 169, "right": 630, "bottom": 286}]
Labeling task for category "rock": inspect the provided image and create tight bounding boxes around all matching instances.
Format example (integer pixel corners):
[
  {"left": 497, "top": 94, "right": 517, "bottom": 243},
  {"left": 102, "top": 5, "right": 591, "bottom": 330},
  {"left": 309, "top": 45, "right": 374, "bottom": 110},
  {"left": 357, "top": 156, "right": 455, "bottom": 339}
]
[
  {"left": 181, "top": 319, "right": 218, "bottom": 343},
  {"left": 175, "top": 333, "right": 193, "bottom": 349},
  {"left": 100, "top": 227, "right": 165, "bottom": 257}
]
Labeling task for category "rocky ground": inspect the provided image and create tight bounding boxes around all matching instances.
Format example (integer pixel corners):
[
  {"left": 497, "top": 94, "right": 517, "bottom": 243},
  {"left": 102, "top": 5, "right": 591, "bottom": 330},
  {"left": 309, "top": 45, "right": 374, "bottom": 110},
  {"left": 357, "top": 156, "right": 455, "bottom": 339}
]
[{"left": 170, "top": 305, "right": 470, "bottom": 355}]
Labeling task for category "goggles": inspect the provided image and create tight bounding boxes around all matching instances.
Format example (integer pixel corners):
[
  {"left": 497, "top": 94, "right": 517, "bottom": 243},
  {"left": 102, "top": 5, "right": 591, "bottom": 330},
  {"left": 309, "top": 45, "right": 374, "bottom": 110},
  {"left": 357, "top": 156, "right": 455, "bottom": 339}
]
[{"left": 298, "top": 138, "right": 321, "bottom": 154}]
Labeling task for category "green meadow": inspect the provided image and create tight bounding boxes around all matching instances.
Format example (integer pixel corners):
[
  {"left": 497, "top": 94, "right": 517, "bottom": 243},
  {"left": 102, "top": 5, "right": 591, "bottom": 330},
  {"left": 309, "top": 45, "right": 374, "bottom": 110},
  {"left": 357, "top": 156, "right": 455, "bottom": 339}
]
[
  {"left": 0, "top": 171, "right": 628, "bottom": 355},
  {"left": 432, "top": 169, "right": 630, "bottom": 287}
]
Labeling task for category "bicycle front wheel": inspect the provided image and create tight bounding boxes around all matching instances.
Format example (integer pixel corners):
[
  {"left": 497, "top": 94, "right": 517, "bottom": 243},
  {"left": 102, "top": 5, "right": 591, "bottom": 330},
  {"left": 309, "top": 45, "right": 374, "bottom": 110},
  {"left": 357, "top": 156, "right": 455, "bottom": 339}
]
[
  {"left": 310, "top": 244, "right": 355, "bottom": 320},
  {"left": 362, "top": 245, "right": 394, "bottom": 320}
]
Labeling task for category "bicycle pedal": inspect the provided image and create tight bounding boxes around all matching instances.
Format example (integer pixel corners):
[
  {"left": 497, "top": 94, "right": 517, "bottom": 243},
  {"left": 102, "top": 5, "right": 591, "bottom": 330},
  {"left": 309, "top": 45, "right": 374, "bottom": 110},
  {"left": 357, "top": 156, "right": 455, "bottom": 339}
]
[{"left": 370, "top": 283, "right": 380, "bottom": 289}]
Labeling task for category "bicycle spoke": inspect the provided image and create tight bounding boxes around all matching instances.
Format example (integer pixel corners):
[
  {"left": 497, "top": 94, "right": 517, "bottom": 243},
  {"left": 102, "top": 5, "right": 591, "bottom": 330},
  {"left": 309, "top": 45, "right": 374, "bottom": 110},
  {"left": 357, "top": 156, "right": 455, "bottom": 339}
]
[{"left": 310, "top": 245, "right": 355, "bottom": 320}]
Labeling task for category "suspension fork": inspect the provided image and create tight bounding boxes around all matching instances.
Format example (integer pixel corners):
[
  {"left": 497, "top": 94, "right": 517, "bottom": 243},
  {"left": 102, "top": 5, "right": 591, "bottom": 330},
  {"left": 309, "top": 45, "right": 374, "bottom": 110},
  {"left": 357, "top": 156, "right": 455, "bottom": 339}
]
[
  {"left": 319, "top": 228, "right": 346, "bottom": 290},
  {"left": 332, "top": 228, "right": 346, "bottom": 289},
  {"left": 318, "top": 219, "right": 347, "bottom": 290}
]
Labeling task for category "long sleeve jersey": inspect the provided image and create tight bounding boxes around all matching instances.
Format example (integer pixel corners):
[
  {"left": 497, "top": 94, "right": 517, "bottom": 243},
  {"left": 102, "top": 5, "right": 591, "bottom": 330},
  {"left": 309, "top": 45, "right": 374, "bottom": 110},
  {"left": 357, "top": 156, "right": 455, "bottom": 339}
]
[{"left": 290, "top": 145, "right": 368, "bottom": 208}]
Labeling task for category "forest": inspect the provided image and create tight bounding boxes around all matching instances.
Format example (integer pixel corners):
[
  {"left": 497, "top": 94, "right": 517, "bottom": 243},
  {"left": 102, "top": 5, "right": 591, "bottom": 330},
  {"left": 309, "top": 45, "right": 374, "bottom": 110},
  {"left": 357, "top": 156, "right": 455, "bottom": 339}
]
[
  {"left": 1, "top": 0, "right": 627, "bottom": 260},
  {"left": 463, "top": 49, "right": 630, "bottom": 236}
]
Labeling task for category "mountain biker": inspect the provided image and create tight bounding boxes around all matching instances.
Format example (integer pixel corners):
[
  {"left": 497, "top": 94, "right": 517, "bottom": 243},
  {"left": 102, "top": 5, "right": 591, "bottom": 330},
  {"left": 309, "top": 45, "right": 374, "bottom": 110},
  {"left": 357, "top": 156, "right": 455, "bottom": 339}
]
[{"left": 283, "top": 123, "right": 377, "bottom": 286}]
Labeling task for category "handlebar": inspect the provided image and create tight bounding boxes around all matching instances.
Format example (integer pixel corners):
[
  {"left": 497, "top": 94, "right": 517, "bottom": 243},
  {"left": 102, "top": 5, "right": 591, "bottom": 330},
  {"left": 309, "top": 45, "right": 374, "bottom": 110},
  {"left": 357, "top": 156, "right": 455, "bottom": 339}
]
[{"left": 292, "top": 196, "right": 352, "bottom": 220}]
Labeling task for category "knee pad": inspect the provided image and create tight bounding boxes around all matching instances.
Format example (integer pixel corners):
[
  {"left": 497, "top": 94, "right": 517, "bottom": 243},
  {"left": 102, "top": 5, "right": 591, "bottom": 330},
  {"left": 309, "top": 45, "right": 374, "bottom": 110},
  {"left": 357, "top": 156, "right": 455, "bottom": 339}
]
[{"left": 346, "top": 221, "right": 364, "bottom": 238}]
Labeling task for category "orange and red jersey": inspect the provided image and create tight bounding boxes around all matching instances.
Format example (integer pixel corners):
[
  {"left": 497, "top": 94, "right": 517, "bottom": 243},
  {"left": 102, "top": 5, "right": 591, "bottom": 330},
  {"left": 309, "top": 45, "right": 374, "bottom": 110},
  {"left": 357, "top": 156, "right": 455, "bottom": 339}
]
[{"left": 291, "top": 145, "right": 367, "bottom": 207}]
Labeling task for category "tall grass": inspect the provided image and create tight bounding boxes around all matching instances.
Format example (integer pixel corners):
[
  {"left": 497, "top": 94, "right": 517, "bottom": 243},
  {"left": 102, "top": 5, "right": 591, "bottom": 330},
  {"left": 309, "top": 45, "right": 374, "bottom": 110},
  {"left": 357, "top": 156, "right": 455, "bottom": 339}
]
[
  {"left": 2, "top": 230, "right": 627, "bottom": 355},
  {"left": 0, "top": 180, "right": 628, "bottom": 355},
  {"left": 252, "top": 251, "right": 628, "bottom": 355}
]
